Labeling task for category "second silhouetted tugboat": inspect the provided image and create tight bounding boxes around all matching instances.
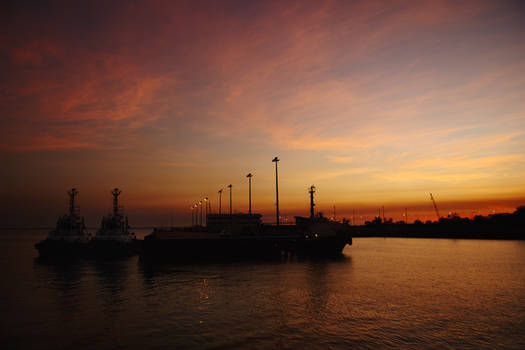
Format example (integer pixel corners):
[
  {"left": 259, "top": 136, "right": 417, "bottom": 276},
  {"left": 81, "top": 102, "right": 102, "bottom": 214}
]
[{"left": 89, "top": 188, "right": 137, "bottom": 257}]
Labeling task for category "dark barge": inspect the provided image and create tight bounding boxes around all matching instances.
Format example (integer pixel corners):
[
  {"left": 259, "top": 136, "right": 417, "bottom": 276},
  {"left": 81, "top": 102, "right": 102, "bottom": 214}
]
[{"left": 140, "top": 213, "right": 352, "bottom": 261}]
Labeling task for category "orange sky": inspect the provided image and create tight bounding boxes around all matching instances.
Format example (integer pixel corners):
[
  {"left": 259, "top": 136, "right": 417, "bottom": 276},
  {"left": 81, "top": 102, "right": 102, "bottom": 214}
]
[{"left": 1, "top": 0, "right": 524, "bottom": 226}]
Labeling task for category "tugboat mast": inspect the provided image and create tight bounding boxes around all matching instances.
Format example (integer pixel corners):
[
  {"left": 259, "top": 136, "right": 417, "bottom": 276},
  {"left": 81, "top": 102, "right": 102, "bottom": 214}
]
[
  {"left": 112, "top": 188, "right": 122, "bottom": 217},
  {"left": 68, "top": 188, "right": 79, "bottom": 218},
  {"left": 309, "top": 185, "right": 316, "bottom": 218}
]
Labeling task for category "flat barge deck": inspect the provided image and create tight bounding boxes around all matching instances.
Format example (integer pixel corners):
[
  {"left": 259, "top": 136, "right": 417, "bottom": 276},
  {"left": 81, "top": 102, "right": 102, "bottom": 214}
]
[{"left": 139, "top": 214, "right": 353, "bottom": 261}]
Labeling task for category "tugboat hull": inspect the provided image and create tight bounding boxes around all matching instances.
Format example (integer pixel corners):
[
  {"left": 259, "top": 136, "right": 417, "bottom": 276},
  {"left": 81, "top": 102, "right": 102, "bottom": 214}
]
[
  {"left": 88, "top": 239, "right": 139, "bottom": 258},
  {"left": 35, "top": 239, "right": 89, "bottom": 260}
]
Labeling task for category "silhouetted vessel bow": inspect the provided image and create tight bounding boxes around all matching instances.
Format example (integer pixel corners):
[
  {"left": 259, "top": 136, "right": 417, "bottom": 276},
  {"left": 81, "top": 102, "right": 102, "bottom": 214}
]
[
  {"left": 89, "top": 188, "right": 137, "bottom": 257},
  {"left": 35, "top": 188, "right": 90, "bottom": 258}
]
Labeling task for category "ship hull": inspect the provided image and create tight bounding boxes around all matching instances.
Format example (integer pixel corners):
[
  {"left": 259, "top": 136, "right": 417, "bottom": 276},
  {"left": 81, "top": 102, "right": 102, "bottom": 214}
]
[
  {"left": 35, "top": 239, "right": 89, "bottom": 259},
  {"left": 140, "top": 237, "right": 280, "bottom": 261},
  {"left": 88, "top": 239, "right": 139, "bottom": 258},
  {"left": 140, "top": 233, "right": 352, "bottom": 262},
  {"left": 293, "top": 236, "right": 351, "bottom": 256}
]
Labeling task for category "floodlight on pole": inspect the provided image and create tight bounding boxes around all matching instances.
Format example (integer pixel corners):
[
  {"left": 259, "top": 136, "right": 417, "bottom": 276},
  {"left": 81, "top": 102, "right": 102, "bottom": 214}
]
[
  {"left": 218, "top": 189, "right": 223, "bottom": 214},
  {"left": 272, "top": 157, "right": 280, "bottom": 226},
  {"left": 204, "top": 197, "right": 208, "bottom": 226},
  {"left": 199, "top": 200, "right": 203, "bottom": 226},
  {"left": 227, "top": 184, "right": 232, "bottom": 216},
  {"left": 246, "top": 173, "right": 253, "bottom": 215}
]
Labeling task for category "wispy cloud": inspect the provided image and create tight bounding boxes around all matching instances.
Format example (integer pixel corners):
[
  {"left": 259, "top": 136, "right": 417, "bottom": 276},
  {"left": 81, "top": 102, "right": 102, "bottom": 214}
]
[{"left": 2, "top": 0, "right": 525, "bottom": 224}]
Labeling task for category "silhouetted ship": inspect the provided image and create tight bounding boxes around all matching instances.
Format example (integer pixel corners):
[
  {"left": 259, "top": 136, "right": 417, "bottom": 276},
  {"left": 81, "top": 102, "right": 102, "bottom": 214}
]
[
  {"left": 89, "top": 188, "right": 137, "bottom": 257},
  {"left": 140, "top": 186, "right": 353, "bottom": 261},
  {"left": 35, "top": 188, "right": 90, "bottom": 258}
]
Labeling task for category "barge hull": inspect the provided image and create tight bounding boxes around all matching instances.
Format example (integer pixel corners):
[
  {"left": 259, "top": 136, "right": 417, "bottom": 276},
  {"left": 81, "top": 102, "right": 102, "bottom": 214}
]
[{"left": 140, "top": 234, "right": 352, "bottom": 261}]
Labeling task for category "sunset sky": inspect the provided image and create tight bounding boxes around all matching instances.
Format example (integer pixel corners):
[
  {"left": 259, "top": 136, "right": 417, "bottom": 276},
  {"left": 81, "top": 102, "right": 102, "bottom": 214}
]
[{"left": 2, "top": 0, "right": 525, "bottom": 227}]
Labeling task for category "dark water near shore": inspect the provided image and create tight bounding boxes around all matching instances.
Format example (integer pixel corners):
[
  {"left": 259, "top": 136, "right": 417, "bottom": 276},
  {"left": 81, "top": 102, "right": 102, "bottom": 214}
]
[{"left": 1, "top": 230, "right": 524, "bottom": 349}]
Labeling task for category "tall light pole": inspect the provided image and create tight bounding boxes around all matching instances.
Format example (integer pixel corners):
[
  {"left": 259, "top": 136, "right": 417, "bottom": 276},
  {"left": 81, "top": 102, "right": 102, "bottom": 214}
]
[
  {"left": 246, "top": 173, "right": 253, "bottom": 215},
  {"left": 218, "top": 189, "right": 223, "bottom": 214},
  {"left": 190, "top": 205, "right": 194, "bottom": 226},
  {"left": 195, "top": 203, "right": 199, "bottom": 226},
  {"left": 204, "top": 197, "right": 208, "bottom": 226},
  {"left": 272, "top": 157, "right": 280, "bottom": 226},
  {"left": 228, "top": 184, "right": 232, "bottom": 216},
  {"left": 199, "top": 200, "right": 203, "bottom": 226}
]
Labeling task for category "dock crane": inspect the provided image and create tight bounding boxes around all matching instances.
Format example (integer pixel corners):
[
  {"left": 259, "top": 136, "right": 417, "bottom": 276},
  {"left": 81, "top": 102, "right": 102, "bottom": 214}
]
[{"left": 430, "top": 193, "right": 441, "bottom": 221}]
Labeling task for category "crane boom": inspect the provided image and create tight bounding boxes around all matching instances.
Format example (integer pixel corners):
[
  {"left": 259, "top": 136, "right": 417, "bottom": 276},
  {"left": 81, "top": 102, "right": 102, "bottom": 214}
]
[{"left": 430, "top": 193, "right": 441, "bottom": 220}]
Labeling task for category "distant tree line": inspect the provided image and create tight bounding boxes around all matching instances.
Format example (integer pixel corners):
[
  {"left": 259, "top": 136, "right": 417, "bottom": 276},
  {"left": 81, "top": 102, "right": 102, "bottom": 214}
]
[{"left": 357, "top": 206, "right": 524, "bottom": 239}]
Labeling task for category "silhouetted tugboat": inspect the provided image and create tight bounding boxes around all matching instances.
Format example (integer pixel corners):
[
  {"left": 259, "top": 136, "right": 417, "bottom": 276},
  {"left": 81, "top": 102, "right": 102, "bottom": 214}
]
[
  {"left": 89, "top": 188, "right": 137, "bottom": 257},
  {"left": 35, "top": 188, "right": 90, "bottom": 258}
]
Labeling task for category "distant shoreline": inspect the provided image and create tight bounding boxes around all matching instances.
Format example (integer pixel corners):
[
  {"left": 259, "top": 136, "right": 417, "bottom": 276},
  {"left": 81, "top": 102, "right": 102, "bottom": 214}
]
[{"left": 351, "top": 232, "right": 524, "bottom": 240}]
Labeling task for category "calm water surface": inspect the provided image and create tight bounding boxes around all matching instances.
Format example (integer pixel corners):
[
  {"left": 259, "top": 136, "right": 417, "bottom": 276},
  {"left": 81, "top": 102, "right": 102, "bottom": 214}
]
[{"left": 1, "top": 230, "right": 524, "bottom": 349}]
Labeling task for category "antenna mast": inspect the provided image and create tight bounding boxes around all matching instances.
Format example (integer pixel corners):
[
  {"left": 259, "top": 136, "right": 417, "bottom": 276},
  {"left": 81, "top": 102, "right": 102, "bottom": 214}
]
[
  {"left": 67, "top": 188, "right": 79, "bottom": 217},
  {"left": 309, "top": 185, "right": 316, "bottom": 218},
  {"left": 111, "top": 188, "right": 122, "bottom": 217}
]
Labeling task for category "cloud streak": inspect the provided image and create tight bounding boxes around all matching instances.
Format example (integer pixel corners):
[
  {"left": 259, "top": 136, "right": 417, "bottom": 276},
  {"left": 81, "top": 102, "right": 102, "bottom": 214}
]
[{"left": 1, "top": 0, "right": 524, "bottom": 225}]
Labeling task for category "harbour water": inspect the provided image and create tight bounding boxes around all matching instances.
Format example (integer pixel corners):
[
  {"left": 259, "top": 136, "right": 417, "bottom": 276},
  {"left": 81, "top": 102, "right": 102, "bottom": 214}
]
[{"left": 1, "top": 230, "right": 524, "bottom": 349}]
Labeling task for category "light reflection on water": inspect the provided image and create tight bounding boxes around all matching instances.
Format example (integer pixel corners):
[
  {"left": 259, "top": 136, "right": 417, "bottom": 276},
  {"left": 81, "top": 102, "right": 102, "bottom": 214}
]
[{"left": 1, "top": 230, "right": 524, "bottom": 349}]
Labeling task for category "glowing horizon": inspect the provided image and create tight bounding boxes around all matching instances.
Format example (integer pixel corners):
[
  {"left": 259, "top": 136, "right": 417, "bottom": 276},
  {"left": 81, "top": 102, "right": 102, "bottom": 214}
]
[{"left": 1, "top": 0, "right": 524, "bottom": 227}]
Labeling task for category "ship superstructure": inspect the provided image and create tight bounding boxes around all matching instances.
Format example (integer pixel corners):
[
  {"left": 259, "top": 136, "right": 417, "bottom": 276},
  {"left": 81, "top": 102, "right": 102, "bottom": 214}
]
[
  {"left": 94, "top": 188, "right": 135, "bottom": 242},
  {"left": 35, "top": 188, "right": 90, "bottom": 258},
  {"left": 49, "top": 188, "right": 89, "bottom": 241},
  {"left": 91, "top": 188, "right": 137, "bottom": 256}
]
